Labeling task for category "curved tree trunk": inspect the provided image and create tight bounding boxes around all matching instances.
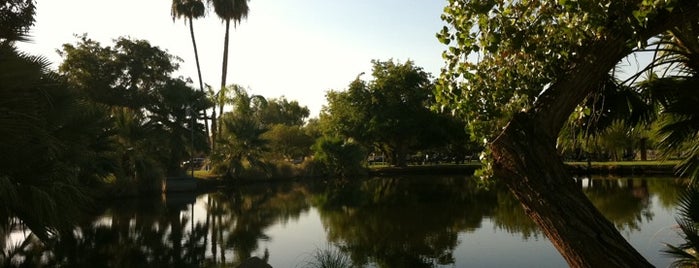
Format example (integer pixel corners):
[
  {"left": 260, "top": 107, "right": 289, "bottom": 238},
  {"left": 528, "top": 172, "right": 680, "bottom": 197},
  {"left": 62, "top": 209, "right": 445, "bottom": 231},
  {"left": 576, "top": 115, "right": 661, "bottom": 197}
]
[
  {"left": 491, "top": 114, "right": 652, "bottom": 267},
  {"left": 187, "top": 16, "right": 210, "bottom": 149},
  {"left": 489, "top": 6, "right": 699, "bottom": 267}
]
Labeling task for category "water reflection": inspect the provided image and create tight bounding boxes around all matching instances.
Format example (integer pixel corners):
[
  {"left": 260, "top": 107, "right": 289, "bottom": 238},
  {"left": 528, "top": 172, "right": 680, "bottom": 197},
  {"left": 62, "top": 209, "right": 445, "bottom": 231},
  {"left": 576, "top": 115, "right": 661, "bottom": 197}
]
[
  {"left": 585, "top": 179, "right": 653, "bottom": 233},
  {"left": 314, "top": 177, "right": 494, "bottom": 267},
  {"left": 1, "top": 176, "right": 685, "bottom": 267}
]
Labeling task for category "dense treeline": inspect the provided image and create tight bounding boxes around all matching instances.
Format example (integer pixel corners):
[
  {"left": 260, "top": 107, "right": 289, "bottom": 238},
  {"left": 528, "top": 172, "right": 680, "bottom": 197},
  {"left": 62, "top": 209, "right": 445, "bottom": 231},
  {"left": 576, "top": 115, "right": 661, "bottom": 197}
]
[{"left": 0, "top": 1, "right": 476, "bottom": 243}]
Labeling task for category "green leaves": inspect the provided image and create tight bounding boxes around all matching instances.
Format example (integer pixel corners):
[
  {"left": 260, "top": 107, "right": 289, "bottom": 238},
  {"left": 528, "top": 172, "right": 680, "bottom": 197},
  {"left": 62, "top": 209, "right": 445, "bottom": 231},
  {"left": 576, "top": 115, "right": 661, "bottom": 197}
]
[
  {"left": 1, "top": 41, "right": 112, "bottom": 239},
  {"left": 59, "top": 35, "right": 182, "bottom": 108},
  {"left": 435, "top": 0, "right": 689, "bottom": 143},
  {"left": 0, "top": 0, "right": 35, "bottom": 42},
  {"left": 437, "top": 25, "right": 451, "bottom": 45},
  {"left": 311, "top": 137, "right": 366, "bottom": 178}
]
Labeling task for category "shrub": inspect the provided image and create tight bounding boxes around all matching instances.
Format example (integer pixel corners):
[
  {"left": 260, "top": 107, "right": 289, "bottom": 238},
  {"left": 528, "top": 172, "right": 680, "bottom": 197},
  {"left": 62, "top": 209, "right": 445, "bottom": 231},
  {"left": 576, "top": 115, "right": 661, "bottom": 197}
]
[{"left": 311, "top": 137, "right": 367, "bottom": 178}]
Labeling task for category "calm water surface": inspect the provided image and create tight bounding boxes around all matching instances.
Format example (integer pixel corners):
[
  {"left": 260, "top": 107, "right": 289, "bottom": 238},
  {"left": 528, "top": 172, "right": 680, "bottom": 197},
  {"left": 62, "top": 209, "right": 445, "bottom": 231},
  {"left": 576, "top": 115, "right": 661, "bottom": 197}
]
[{"left": 3, "top": 176, "right": 687, "bottom": 267}]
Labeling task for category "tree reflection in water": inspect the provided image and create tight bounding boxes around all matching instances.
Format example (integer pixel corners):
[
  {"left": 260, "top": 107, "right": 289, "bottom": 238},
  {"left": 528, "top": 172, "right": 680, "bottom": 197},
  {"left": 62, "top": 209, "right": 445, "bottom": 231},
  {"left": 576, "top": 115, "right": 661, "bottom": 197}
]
[
  {"left": 312, "top": 176, "right": 494, "bottom": 267},
  {"left": 0, "top": 176, "right": 684, "bottom": 267}
]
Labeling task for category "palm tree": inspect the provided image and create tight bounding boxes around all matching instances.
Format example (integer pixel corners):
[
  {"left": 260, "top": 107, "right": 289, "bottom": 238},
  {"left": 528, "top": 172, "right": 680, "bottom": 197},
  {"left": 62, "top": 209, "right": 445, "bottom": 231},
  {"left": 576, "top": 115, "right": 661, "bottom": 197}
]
[
  {"left": 558, "top": 74, "right": 656, "bottom": 162},
  {"left": 210, "top": 88, "right": 269, "bottom": 179},
  {"left": 636, "top": 19, "right": 699, "bottom": 267},
  {"left": 206, "top": 0, "right": 250, "bottom": 149},
  {"left": 171, "top": 0, "right": 211, "bottom": 148},
  {"left": 215, "top": 84, "right": 244, "bottom": 135},
  {"left": 0, "top": 42, "right": 107, "bottom": 241},
  {"left": 639, "top": 21, "right": 699, "bottom": 181}
]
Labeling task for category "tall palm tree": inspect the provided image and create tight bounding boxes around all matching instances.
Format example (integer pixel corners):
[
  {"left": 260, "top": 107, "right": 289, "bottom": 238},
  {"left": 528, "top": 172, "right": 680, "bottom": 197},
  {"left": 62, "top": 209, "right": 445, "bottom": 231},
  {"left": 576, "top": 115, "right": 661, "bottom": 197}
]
[
  {"left": 171, "top": 0, "right": 211, "bottom": 148},
  {"left": 206, "top": 0, "right": 250, "bottom": 149}
]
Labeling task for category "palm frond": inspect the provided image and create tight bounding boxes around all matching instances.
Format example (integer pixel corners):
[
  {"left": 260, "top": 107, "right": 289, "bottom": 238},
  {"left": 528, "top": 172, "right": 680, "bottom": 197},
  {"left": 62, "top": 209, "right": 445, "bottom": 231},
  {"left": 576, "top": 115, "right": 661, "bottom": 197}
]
[
  {"left": 677, "top": 186, "right": 699, "bottom": 224},
  {"left": 677, "top": 151, "right": 699, "bottom": 185},
  {"left": 664, "top": 243, "right": 699, "bottom": 268},
  {"left": 171, "top": 0, "right": 206, "bottom": 22},
  {"left": 207, "top": 0, "right": 249, "bottom": 26},
  {"left": 666, "top": 186, "right": 699, "bottom": 267},
  {"left": 657, "top": 116, "right": 699, "bottom": 150},
  {"left": 575, "top": 74, "right": 654, "bottom": 140}
]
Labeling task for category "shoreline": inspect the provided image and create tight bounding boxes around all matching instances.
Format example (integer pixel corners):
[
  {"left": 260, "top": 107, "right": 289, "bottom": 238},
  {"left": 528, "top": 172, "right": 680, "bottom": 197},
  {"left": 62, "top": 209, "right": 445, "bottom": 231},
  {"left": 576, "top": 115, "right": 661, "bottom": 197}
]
[
  {"left": 196, "top": 161, "right": 679, "bottom": 190},
  {"left": 367, "top": 162, "right": 678, "bottom": 177},
  {"left": 97, "top": 161, "right": 680, "bottom": 200}
]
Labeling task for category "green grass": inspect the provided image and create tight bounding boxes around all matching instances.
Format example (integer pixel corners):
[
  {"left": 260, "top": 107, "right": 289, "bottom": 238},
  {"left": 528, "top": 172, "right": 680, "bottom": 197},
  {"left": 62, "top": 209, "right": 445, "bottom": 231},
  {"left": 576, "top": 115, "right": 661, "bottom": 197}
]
[
  {"left": 566, "top": 160, "right": 679, "bottom": 166},
  {"left": 194, "top": 160, "right": 676, "bottom": 179},
  {"left": 193, "top": 170, "right": 217, "bottom": 179}
]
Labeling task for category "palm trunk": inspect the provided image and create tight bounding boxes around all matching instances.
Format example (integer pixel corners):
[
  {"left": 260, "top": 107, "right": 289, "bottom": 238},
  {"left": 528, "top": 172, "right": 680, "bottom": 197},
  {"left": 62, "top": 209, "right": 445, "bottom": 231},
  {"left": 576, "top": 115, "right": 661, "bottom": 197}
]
[
  {"left": 211, "top": 109, "right": 217, "bottom": 149},
  {"left": 218, "top": 92, "right": 225, "bottom": 132},
  {"left": 218, "top": 19, "right": 231, "bottom": 138},
  {"left": 187, "top": 16, "right": 210, "bottom": 149},
  {"left": 639, "top": 138, "right": 647, "bottom": 161},
  {"left": 488, "top": 6, "right": 699, "bottom": 266},
  {"left": 211, "top": 19, "right": 231, "bottom": 150}
]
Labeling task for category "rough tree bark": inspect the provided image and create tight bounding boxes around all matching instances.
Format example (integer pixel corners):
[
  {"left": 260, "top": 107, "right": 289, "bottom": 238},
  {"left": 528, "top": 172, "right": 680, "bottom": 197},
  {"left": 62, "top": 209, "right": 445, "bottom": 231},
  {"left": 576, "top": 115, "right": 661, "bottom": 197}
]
[{"left": 489, "top": 5, "right": 699, "bottom": 267}]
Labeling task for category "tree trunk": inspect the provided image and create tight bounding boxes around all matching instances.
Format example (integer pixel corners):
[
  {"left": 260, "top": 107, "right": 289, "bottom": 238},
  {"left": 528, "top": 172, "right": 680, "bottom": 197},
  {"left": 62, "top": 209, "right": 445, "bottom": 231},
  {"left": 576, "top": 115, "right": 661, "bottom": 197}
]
[
  {"left": 491, "top": 113, "right": 652, "bottom": 267},
  {"left": 394, "top": 142, "right": 409, "bottom": 167},
  {"left": 187, "top": 16, "right": 210, "bottom": 149},
  {"left": 211, "top": 19, "right": 231, "bottom": 151},
  {"left": 210, "top": 109, "right": 217, "bottom": 149},
  {"left": 221, "top": 19, "right": 230, "bottom": 95},
  {"left": 488, "top": 6, "right": 699, "bottom": 267},
  {"left": 218, "top": 19, "right": 231, "bottom": 139}
]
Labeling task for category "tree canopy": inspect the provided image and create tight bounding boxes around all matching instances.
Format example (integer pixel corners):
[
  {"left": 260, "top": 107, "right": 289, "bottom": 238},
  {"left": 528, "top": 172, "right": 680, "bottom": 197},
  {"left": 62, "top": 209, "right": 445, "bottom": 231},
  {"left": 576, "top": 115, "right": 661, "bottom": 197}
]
[
  {"left": 0, "top": 0, "right": 35, "bottom": 42},
  {"left": 322, "top": 59, "right": 469, "bottom": 167},
  {"left": 58, "top": 35, "right": 210, "bottom": 181},
  {"left": 437, "top": 0, "right": 699, "bottom": 143}
]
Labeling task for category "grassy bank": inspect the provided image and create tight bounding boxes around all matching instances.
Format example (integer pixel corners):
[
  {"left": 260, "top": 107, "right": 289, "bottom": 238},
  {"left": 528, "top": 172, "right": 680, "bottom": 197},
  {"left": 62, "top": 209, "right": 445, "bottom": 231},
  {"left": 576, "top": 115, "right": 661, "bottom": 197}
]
[
  {"left": 566, "top": 160, "right": 679, "bottom": 176},
  {"left": 368, "top": 163, "right": 482, "bottom": 176},
  {"left": 369, "top": 161, "right": 680, "bottom": 177},
  {"left": 192, "top": 160, "right": 681, "bottom": 184},
  {"left": 566, "top": 160, "right": 680, "bottom": 166}
]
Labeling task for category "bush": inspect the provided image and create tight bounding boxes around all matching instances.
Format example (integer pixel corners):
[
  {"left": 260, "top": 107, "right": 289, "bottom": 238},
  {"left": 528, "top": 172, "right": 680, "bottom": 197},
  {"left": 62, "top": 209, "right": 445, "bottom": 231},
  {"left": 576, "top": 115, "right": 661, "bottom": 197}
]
[{"left": 311, "top": 137, "right": 367, "bottom": 178}]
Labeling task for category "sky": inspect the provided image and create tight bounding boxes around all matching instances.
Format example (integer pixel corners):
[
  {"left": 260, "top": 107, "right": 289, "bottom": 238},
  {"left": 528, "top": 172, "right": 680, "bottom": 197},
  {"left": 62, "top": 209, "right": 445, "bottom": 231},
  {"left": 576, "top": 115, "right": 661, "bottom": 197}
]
[{"left": 18, "top": 0, "right": 449, "bottom": 117}]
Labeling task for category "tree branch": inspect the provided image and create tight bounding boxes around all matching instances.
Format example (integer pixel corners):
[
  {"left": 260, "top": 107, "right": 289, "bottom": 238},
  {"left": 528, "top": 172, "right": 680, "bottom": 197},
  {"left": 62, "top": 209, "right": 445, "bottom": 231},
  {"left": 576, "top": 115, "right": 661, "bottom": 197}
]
[{"left": 531, "top": 3, "right": 699, "bottom": 139}]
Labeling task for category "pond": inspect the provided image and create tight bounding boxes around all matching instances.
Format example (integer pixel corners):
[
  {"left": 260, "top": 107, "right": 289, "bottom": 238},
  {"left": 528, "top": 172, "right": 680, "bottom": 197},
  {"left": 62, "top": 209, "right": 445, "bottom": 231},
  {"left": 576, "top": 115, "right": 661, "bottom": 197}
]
[{"left": 2, "top": 176, "right": 687, "bottom": 267}]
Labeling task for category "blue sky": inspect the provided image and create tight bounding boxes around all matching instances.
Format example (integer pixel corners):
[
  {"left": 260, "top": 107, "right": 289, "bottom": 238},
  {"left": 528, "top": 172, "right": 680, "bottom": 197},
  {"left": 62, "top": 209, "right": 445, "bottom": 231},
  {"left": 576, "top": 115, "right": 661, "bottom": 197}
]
[{"left": 19, "top": 0, "right": 449, "bottom": 117}]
